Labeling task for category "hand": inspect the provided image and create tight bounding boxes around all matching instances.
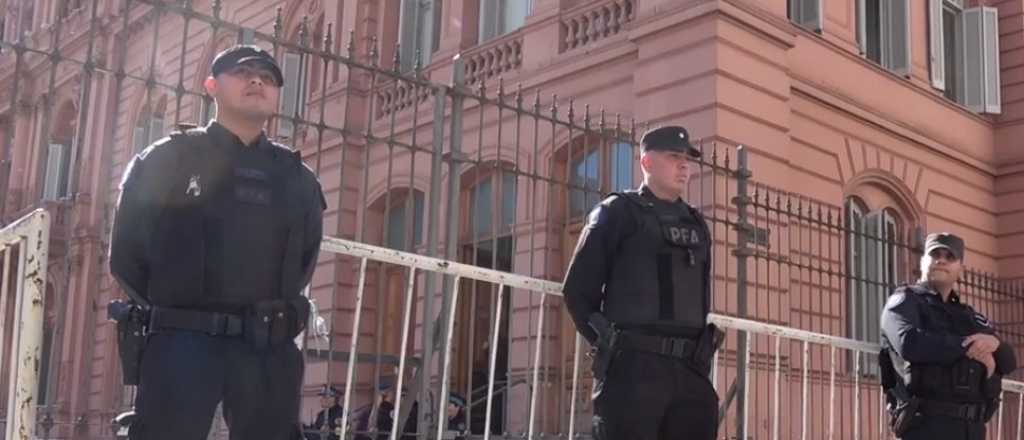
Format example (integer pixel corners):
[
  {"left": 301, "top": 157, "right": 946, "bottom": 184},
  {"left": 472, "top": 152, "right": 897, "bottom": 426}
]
[
  {"left": 963, "top": 333, "right": 1000, "bottom": 359},
  {"left": 971, "top": 352, "right": 997, "bottom": 378}
]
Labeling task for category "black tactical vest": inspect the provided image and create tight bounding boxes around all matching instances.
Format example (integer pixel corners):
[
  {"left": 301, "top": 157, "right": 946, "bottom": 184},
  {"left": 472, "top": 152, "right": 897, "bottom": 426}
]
[
  {"left": 145, "top": 127, "right": 310, "bottom": 308},
  {"left": 603, "top": 191, "right": 711, "bottom": 332},
  {"left": 895, "top": 285, "right": 1000, "bottom": 403}
]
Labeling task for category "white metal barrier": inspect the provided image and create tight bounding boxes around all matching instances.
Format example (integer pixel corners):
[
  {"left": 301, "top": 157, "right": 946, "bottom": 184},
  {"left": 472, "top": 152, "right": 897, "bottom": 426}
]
[
  {"left": 320, "top": 236, "right": 1023, "bottom": 440},
  {"left": 0, "top": 209, "right": 50, "bottom": 440}
]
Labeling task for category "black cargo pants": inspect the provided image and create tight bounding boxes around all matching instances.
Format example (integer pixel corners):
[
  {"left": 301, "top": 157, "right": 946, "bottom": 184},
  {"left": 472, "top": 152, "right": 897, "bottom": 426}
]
[
  {"left": 593, "top": 348, "right": 718, "bottom": 440},
  {"left": 129, "top": 332, "right": 304, "bottom": 440}
]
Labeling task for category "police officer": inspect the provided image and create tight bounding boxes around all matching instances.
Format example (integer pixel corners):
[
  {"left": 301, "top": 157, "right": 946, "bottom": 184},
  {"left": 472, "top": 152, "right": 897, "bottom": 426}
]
[
  {"left": 305, "top": 385, "right": 344, "bottom": 440},
  {"left": 352, "top": 378, "right": 415, "bottom": 440},
  {"left": 443, "top": 393, "right": 468, "bottom": 439},
  {"left": 563, "top": 126, "right": 720, "bottom": 440},
  {"left": 880, "top": 233, "right": 1017, "bottom": 440},
  {"left": 110, "top": 44, "right": 325, "bottom": 439}
]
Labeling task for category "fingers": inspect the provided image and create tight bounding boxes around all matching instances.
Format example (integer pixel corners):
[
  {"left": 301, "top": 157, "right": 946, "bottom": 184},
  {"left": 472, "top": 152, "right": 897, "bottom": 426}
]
[{"left": 962, "top": 334, "right": 980, "bottom": 347}]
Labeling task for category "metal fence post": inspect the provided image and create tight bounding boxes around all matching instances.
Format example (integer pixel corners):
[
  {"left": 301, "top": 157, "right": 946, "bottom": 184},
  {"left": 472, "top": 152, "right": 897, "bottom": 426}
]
[
  {"left": 733, "top": 146, "right": 752, "bottom": 439},
  {"left": 421, "top": 75, "right": 449, "bottom": 437}
]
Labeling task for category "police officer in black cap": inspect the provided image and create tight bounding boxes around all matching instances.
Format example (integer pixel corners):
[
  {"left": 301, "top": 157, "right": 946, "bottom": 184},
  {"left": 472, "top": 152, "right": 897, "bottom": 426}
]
[
  {"left": 880, "top": 233, "right": 1017, "bottom": 439},
  {"left": 563, "top": 126, "right": 721, "bottom": 439},
  {"left": 109, "top": 44, "right": 325, "bottom": 439},
  {"left": 305, "top": 385, "right": 345, "bottom": 440}
]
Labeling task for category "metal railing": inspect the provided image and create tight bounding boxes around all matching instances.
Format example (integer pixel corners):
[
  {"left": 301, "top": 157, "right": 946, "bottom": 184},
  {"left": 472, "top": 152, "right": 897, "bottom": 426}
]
[
  {"left": 314, "top": 235, "right": 1024, "bottom": 440},
  {"left": 0, "top": 209, "right": 50, "bottom": 440}
]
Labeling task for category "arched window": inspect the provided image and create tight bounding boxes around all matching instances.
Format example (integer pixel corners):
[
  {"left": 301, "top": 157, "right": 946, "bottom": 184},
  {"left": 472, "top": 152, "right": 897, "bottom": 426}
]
[{"left": 846, "top": 196, "right": 908, "bottom": 373}]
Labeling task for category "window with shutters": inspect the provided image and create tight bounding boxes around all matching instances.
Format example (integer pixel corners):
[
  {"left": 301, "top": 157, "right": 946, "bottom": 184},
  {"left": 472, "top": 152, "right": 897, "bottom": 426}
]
[
  {"left": 278, "top": 51, "right": 305, "bottom": 140},
  {"left": 385, "top": 192, "right": 426, "bottom": 250},
  {"left": 569, "top": 142, "right": 635, "bottom": 219},
  {"left": 479, "top": 0, "right": 531, "bottom": 43},
  {"left": 132, "top": 97, "right": 166, "bottom": 154},
  {"left": 929, "top": 1, "right": 1001, "bottom": 114},
  {"left": 788, "top": 0, "right": 822, "bottom": 32},
  {"left": 399, "top": 0, "right": 442, "bottom": 71},
  {"left": 857, "top": 0, "right": 910, "bottom": 75},
  {"left": 847, "top": 200, "right": 907, "bottom": 374},
  {"left": 470, "top": 171, "right": 517, "bottom": 240},
  {"left": 42, "top": 142, "right": 70, "bottom": 201}
]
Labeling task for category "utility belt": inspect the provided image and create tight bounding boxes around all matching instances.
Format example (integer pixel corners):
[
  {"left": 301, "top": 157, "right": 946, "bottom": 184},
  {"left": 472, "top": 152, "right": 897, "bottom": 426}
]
[
  {"left": 617, "top": 325, "right": 723, "bottom": 375},
  {"left": 888, "top": 395, "right": 990, "bottom": 435},
  {"left": 109, "top": 297, "right": 309, "bottom": 385},
  {"left": 149, "top": 300, "right": 302, "bottom": 347},
  {"left": 916, "top": 399, "right": 988, "bottom": 422}
]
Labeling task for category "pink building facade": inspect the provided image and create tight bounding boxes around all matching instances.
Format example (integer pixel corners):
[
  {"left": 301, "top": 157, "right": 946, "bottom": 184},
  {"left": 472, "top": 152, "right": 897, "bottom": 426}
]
[{"left": 2, "top": 0, "right": 1024, "bottom": 438}]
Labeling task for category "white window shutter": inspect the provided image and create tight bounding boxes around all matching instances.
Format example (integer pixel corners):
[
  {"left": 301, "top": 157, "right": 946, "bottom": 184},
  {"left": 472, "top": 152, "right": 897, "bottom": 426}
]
[
  {"left": 856, "top": 0, "right": 867, "bottom": 54},
  {"left": 502, "top": 0, "right": 530, "bottom": 35},
  {"left": 963, "top": 7, "right": 1001, "bottom": 114},
  {"left": 983, "top": 8, "right": 1001, "bottom": 114},
  {"left": 399, "top": 0, "right": 418, "bottom": 71},
  {"left": 863, "top": 212, "right": 883, "bottom": 342},
  {"left": 479, "top": 0, "right": 498, "bottom": 42},
  {"left": 133, "top": 125, "right": 146, "bottom": 153},
  {"left": 42, "top": 143, "right": 65, "bottom": 201},
  {"left": 148, "top": 116, "right": 164, "bottom": 144},
  {"left": 883, "top": 0, "right": 911, "bottom": 76},
  {"left": 415, "top": 0, "right": 436, "bottom": 65},
  {"left": 278, "top": 52, "right": 301, "bottom": 138},
  {"left": 791, "top": 0, "right": 822, "bottom": 32},
  {"left": 929, "top": 0, "right": 946, "bottom": 90}
]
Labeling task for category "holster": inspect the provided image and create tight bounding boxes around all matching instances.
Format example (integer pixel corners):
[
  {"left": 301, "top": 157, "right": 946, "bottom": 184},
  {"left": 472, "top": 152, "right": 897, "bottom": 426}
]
[
  {"left": 108, "top": 300, "right": 148, "bottom": 386},
  {"left": 889, "top": 396, "right": 922, "bottom": 436},
  {"left": 587, "top": 313, "right": 619, "bottom": 382},
  {"left": 244, "top": 297, "right": 310, "bottom": 351},
  {"left": 693, "top": 323, "right": 725, "bottom": 375}
]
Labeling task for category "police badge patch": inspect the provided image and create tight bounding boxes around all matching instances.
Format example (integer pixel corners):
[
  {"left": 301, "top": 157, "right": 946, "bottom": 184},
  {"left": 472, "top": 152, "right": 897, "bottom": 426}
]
[{"left": 974, "top": 313, "right": 992, "bottom": 328}]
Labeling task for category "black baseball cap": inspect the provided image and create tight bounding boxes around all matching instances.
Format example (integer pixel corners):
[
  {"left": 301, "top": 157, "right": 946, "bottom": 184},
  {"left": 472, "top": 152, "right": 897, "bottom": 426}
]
[
  {"left": 924, "top": 232, "right": 965, "bottom": 261},
  {"left": 211, "top": 44, "right": 284, "bottom": 87},
  {"left": 317, "top": 384, "right": 341, "bottom": 397},
  {"left": 640, "top": 126, "right": 701, "bottom": 158}
]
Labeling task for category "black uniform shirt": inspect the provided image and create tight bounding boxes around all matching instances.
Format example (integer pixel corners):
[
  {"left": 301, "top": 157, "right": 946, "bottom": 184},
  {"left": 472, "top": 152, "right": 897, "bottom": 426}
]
[
  {"left": 880, "top": 283, "right": 1017, "bottom": 386},
  {"left": 110, "top": 121, "right": 325, "bottom": 310},
  {"left": 563, "top": 185, "right": 707, "bottom": 343}
]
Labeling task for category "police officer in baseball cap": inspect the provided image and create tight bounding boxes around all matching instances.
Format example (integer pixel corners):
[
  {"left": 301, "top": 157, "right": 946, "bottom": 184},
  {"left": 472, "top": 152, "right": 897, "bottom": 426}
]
[
  {"left": 110, "top": 42, "right": 325, "bottom": 440},
  {"left": 563, "top": 125, "right": 721, "bottom": 439},
  {"left": 880, "top": 232, "right": 1017, "bottom": 439},
  {"left": 306, "top": 385, "right": 345, "bottom": 440}
]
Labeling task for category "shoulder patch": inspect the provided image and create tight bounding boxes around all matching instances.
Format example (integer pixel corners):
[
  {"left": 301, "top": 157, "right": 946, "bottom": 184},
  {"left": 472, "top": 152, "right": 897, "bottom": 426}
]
[{"left": 974, "top": 312, "right": 992, "bottom": 328}]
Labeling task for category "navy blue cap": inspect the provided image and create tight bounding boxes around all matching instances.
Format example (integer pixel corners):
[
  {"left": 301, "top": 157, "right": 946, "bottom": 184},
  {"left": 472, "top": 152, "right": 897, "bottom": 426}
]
[
  {"left": 211, "top": 45, "right": 284, "bottom": 87},
  {"left": 640, "top": 126, "right": 701, "bottom": 158},
  {"left": 924, "top": 232, "right": 965, "bottom": 261},
  {"left": 448, "top": 393, "right": 467, "bottom": 407},
  {"left": 318, "top": 384, "right": 341, "bottom": 397}
]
